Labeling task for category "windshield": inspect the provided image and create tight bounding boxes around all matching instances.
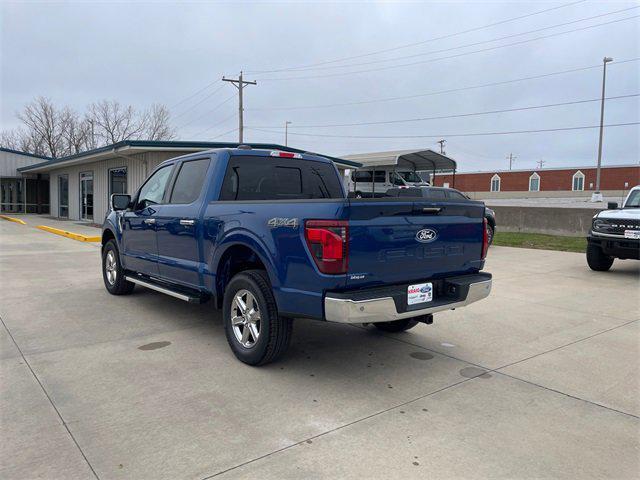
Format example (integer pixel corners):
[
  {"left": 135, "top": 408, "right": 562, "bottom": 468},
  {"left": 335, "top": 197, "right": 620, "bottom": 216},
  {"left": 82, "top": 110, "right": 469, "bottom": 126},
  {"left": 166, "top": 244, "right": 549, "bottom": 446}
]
[
  {"left": 398, "top": 171, "right": 423, "bottom": 183},
  {"left": 624, "top": 190, "right": 640, "bottom": 208}
]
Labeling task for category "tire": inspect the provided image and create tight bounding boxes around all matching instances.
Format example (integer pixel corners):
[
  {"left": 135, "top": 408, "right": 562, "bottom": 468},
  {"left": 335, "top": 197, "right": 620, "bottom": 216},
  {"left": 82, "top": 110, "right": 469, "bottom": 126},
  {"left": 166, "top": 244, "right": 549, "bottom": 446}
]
[
  {"left": 487, "top": 224, "right": 495, "bottom": 246},
  {"left": 373, "top": 318, "right": 419, "bottom": 333},
  {"left": 223, "top": 270, "right": 292, "bottom": 365},
  {"left": 586, "top": 243, "right": 614, "bottom": 271},
  {"left": 102, "top": 240, "right": 135, "bottom": 295}
]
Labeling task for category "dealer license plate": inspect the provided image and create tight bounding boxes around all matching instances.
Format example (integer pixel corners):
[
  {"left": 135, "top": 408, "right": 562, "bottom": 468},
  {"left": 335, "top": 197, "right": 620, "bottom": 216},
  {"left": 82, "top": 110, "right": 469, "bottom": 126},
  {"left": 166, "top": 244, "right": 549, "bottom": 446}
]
[
  {"left": 407, "top": 282, "right": 433, "bottom": 306},
  {"left": 624, "top": 230, "right": 640, "bottom": 239}
]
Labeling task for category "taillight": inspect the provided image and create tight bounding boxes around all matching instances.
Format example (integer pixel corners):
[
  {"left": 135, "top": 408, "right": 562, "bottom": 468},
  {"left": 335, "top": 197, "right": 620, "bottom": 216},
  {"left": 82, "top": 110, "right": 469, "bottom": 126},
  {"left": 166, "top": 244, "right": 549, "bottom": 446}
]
[
  {"left": 481, "top": 217, "right": 489, "bottom": 260},
  {"left": 304, "top": 220, "right": 348, "bottom": 274}
]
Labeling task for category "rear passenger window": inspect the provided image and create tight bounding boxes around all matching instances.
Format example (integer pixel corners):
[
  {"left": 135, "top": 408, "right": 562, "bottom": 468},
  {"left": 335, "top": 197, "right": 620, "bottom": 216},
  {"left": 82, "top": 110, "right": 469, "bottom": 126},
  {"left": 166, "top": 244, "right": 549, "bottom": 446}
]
[
  {"left": 426, "top": 190, "right": 447, "bottom": 200},
  {"left": 220, "top": 156, "right": 343, "bottom": 201},
  {"left": 447, "top": 190, "right": 467, "bottom": 200},
  {"left": 169, "top": 158, "right": 210, "bottom": 204}
]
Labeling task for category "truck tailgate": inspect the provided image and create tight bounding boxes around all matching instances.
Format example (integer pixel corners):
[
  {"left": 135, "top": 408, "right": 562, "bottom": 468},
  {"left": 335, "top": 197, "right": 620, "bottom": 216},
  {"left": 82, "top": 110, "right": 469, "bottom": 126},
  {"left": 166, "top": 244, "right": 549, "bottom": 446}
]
[{"left": 346, "top": 198, "right": 485, "bottom": 287}]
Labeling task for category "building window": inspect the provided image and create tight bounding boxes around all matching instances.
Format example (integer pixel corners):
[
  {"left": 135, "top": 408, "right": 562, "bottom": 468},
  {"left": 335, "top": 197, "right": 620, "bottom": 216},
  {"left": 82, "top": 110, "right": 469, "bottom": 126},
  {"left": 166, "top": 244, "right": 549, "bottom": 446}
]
[
  {"left": 529, "top": 172, "right": 540, "bottom": 192},
  {"left": 490, "top": 174, "right": 501, "bottom": 192},
  {"left": 572, "top": 171, "right": 585, "bottom": 191},
  {"left": 109, "top": 167, "right": 127, "bottom": 196},
  {"left": 58, "top": 175, "right": 69, "bottom": 218}
]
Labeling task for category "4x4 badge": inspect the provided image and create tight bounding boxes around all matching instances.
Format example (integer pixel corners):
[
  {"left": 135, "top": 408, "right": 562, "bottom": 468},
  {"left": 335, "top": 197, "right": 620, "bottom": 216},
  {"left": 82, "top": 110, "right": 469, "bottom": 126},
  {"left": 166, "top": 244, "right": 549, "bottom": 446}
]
[{"left": 267, "top": 217, "right": 298, "bottom": 229}]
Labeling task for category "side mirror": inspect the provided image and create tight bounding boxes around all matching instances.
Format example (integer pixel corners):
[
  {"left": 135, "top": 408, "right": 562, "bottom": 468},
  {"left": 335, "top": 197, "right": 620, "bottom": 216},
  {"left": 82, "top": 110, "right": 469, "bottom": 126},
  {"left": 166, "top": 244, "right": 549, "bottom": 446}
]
[
  {"left": 607, "top": 202, "right": 618, "bottom": 210},
  {"left": 111, "top": 194, "right": 131, "bottom": 211}
]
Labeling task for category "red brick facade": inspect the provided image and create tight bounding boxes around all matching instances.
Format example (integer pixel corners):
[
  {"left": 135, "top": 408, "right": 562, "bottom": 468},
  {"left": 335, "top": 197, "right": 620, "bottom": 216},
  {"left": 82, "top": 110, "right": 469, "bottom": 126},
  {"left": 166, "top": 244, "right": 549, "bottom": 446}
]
[{"left": 434, "top": 166, "right": 640, "bottom": 192}]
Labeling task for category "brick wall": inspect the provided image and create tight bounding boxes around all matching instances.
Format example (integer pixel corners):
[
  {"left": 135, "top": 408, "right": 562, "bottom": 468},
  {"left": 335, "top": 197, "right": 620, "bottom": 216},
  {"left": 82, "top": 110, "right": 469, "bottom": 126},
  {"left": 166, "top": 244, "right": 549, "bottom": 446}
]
[{"left": 435, "top": 166, "right": 639, "bottom": 192}]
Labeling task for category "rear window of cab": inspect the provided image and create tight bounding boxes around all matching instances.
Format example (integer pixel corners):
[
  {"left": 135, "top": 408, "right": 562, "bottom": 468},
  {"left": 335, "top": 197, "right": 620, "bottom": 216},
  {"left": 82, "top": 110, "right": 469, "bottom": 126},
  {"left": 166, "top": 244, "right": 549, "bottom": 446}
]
[{"left": 219, "top": 155, "right": 343, "bottom": 201}]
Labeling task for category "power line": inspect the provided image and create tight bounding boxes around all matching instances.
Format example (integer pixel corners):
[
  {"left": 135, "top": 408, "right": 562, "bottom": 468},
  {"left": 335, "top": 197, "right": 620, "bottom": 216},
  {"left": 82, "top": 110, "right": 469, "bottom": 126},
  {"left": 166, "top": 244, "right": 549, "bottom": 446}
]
[
  {"left": 191, "top": 112, "right": 237, "bottom": 138},
  {"left": 176, "top": 93, "right": 236, "bottom": 131},
  {"left": 209, "top": 127, "right": 239, "bottom": 141},
  {"left": 169, "top": 79, "right": 222, "bottom": 110},
  {"left": 172, "top": 84, "right": 225, "bottom": 120},
  {"left": 259, "top": 14, "right": 640, "bottom": 81},
  {"left": 247, "top": 94, "right": 639, "bottom": 129},
  {"left": 248, "top": 122, "right": 640, "bottom": 139},
  {"left": 246, "top": 58, "right": 640, "bottom": 111},
  {"left": 246, "top": 0, "right": 586, "bottom": 74},
  {"left": 258, "top": 6, "right": 639, "bottom": 74}
]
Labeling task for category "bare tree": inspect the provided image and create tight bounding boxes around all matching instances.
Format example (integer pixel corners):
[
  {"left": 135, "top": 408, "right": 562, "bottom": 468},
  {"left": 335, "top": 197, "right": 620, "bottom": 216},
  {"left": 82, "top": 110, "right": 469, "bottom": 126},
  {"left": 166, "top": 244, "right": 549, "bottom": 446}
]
[
  {"left": 0, "top": 126, "right": 49, "bottom": 156},
  {"left": 142, "top": 104, "right": 175, "bottom": 140},
  {"left": 2, "top": 97, "right": 176, "bottom": 157},
  {"left": 17, "top": 96, "right": 64, "bottom": 157},
  {"left": 87, "top": 100, "right": 144, "bottom": 144},
  {"left": 59, "top": 107, "right": 90, "bottom": 155}
]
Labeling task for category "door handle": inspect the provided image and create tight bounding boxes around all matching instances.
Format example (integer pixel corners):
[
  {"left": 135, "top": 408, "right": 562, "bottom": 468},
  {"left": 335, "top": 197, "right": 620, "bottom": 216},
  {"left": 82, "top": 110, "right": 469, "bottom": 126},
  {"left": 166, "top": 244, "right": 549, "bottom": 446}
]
[
  {"left": 420, "top": 207, "right": 442, "bottom": 214},
  {"left": 143, "top": 218, "right": 156, "bottom": 225},
  {"left": 179, "top": 219, "right": 195, "bottom": 226}
]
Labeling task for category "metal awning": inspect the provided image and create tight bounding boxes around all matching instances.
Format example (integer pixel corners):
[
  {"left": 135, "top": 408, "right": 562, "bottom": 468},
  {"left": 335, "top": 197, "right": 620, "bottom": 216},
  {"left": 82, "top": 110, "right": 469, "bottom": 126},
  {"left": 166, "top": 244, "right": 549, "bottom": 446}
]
[{"left": 342, "top": 149, "right": 456, "bottom": 173}]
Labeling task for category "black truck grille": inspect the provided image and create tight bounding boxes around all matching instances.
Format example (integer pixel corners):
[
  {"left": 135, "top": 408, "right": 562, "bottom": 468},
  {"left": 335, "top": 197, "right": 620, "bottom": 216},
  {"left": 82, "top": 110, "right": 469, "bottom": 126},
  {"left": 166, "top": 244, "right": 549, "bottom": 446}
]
[{"left": 595, "top": 218, "right": 640, "bottom": 235}]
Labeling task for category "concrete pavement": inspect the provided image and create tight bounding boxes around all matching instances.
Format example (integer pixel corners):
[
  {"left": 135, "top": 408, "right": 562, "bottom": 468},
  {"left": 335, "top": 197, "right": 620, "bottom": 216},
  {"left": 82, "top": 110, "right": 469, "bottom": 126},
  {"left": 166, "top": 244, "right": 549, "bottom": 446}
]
[{"left": 0, "top": 218, "right": 638, "bottom": 479}]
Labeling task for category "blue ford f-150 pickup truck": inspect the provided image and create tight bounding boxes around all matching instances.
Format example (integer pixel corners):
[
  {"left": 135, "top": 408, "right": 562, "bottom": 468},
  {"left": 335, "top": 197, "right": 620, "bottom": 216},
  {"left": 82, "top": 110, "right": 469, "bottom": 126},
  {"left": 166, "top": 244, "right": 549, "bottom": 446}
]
[{"left": 102, "top": 146, "right": 492, "bottom": 365}]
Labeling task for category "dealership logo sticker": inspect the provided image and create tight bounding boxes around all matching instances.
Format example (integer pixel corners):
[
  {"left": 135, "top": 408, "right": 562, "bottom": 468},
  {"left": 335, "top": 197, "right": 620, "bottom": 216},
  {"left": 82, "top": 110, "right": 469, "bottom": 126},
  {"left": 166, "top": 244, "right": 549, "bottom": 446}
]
[{"left": 416, "top": 228, "right": 437, "bottom": 243}]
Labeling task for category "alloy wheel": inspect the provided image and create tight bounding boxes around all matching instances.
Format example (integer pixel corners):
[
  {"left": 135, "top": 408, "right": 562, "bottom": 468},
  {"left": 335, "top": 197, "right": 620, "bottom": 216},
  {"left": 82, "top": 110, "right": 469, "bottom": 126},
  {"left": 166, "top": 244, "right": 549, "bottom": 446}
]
[
  {"left": 105, "top": 250, "right": 117, "bottom": 285},
  {"left": 231, "top": 289, "right": 261, "bottom": 348}
]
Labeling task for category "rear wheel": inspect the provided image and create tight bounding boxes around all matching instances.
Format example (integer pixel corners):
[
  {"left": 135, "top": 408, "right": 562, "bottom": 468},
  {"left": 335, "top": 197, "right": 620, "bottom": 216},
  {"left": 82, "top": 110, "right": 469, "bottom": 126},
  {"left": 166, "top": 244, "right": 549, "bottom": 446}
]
[
  {"left": 102, "top": 240, "right": 134, "bottom": 295},
  {"left": 486, "top": 224, "right": 495, "bottom": 245},
  {"left": 373, "top": 318, "right": 419, "bottom": 333},
  {"left": 223, "top": 270, "right": 292, "bottom": 365},
  {"left": 586, "top": 243, "right": 614, "bottom": 271}
]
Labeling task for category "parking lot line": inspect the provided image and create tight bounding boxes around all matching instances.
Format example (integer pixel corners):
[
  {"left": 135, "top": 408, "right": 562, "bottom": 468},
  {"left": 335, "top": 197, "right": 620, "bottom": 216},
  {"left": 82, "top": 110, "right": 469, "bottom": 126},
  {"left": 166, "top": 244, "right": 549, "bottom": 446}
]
[
  {"left": 36, "top": 225, "right": 100, "bottom": 242},
  {"left": 0, "top": 215, "right": 26, "bottom": 225}
]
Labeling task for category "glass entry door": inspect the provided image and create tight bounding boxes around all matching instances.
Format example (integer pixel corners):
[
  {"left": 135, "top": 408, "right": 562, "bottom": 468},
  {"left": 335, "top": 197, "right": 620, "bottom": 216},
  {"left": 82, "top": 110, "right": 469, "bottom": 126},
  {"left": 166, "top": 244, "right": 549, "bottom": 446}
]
[
  {"left": 80, "top": 172, "right": 93, "bottom": 221},
  {"left": 58, "top": 175, "right": 69, "bottom": 217}
]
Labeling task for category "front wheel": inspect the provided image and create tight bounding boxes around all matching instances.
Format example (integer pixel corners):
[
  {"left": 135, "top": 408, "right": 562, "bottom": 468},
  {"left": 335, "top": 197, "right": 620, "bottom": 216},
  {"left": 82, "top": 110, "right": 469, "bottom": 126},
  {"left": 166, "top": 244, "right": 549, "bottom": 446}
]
[
  {"left": 586, "top": 243, "right": 614, "bottom": 271},
  {"left": 223, "top": 270, "right": 292, "bottom": 365},
  {"left": 102, "top": 240, "right": 134, "bottom": 295},
  {"left": 373, "top": 318, "right": 419, "bottom": 333}
]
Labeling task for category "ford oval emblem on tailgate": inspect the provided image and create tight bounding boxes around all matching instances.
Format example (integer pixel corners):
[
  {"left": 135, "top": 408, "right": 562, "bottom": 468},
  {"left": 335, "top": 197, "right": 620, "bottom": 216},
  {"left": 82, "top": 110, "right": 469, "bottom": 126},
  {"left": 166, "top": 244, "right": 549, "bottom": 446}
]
[{"left": 416, "top": 228, "right": 437, "bottom": 243}]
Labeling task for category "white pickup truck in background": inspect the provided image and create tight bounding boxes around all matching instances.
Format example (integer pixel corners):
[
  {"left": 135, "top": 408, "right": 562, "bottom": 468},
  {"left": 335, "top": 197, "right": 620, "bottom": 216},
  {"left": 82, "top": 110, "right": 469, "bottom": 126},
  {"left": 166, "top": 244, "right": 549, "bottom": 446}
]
[{"left": 587, "top": 185, "right": 640, "bottom": 271}]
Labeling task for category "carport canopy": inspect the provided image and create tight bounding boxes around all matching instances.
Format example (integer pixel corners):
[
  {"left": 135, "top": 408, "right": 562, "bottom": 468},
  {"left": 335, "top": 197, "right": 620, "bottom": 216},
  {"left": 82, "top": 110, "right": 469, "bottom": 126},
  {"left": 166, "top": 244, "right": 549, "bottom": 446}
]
[{"left": 343, "top": 149, "right": 456, "bottom": 175}]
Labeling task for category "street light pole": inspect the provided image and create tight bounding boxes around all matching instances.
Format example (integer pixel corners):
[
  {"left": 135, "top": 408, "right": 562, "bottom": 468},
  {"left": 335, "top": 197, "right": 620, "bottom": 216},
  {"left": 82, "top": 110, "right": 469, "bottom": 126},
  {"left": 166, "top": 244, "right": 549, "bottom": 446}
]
[
  {"left": 285, "top": 121, "right": 292, "bottom": 146},
  {"left": 592, "top": 56, "right": 613, "bottom": 202}
]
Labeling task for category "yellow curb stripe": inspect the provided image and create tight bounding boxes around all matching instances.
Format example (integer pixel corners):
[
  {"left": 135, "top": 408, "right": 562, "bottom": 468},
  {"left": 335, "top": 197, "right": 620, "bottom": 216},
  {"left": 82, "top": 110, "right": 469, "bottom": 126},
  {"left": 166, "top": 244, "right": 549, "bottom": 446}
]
[
  {"left": 36, "top": 225, "right": 101, "bottom": 242},
  {"left": 0, "top": 215, "right": 27, "bottom": 225}
]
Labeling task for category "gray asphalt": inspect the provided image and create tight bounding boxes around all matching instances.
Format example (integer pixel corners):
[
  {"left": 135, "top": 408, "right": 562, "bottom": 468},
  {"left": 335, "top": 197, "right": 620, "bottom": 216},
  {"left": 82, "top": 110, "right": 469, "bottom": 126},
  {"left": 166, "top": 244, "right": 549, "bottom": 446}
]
[{"left": 1, "top": 217, "right": 638, "bottom": 479}]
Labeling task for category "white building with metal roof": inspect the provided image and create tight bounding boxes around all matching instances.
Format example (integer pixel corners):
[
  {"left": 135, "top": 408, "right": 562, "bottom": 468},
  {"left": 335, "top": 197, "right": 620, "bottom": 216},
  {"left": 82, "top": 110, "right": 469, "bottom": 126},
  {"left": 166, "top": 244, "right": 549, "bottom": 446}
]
[{"left": 17, "top": 141, "right": 361, "bottom": 223}]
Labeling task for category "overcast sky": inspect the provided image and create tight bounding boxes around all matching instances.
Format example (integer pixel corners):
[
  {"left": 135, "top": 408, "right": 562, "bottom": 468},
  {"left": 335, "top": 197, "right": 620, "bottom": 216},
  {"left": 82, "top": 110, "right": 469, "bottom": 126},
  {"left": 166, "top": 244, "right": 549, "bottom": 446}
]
[{"left": 1, "top": 0, "right": 638, "bottom": 171}]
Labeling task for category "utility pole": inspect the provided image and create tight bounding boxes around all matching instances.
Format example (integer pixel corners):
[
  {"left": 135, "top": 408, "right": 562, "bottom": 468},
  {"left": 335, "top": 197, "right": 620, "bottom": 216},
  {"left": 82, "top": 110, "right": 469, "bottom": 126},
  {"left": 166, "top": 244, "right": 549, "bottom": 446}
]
[
  {"left": 437, "top": 139, "right": 446, "bottom": 155},
  {"left": 536, "top": 159, "right": 546, "bottom": 170},
  {"left": 507, "top": 153, "right": 517, "bottom": 170},
  {"left": 285, "top": 121, "right": 292, "bottom": 146},
  {"left": 592, "top": 56, "right": 613, "bottom": 202},
  {"left": 222, "top": 71, "right": 256, "bottom": 143}
]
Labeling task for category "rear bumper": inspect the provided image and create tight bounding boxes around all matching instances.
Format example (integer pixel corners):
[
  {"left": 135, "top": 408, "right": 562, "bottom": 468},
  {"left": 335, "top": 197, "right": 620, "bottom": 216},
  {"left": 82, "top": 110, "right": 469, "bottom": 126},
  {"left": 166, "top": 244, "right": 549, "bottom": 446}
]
[{"left": 324, "top": 272, "right": 492, "bottom": 324}]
